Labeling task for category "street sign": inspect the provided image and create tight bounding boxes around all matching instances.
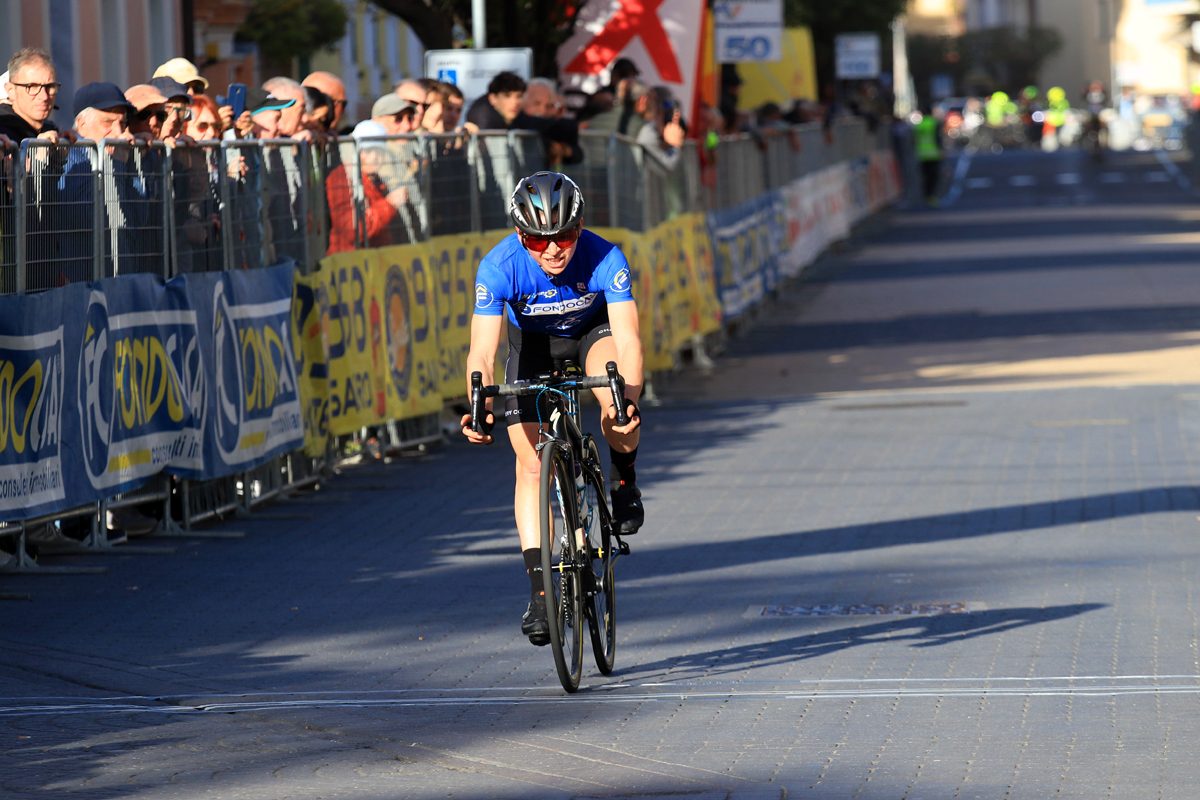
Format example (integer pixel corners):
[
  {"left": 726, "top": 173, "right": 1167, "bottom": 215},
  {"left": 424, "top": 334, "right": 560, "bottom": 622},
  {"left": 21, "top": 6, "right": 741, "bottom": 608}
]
[
  {"left": 834, "top": 33, "right": 881, "bottom": 80},
  {"left": 424, "top": 47, "right": 533, "bottom": 109},
  {"left": 713, "top": 0, "right": 783, "bottom": 63}
]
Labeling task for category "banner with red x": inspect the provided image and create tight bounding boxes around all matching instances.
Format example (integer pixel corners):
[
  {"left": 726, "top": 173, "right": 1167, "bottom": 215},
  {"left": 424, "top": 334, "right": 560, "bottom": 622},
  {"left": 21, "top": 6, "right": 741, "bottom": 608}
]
[{"left": 557, "top": 0, "right": 706, "bottom": 125}]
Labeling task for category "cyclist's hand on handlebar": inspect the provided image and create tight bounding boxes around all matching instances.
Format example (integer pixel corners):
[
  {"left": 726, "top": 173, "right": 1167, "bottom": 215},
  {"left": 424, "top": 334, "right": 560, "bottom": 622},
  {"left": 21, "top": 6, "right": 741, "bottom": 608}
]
[
  {"left": 460, "top": 412, "right": 496, "bottom": 445},
  {"left": 606, "top": 397, "right": 641, "bottom": 436}
]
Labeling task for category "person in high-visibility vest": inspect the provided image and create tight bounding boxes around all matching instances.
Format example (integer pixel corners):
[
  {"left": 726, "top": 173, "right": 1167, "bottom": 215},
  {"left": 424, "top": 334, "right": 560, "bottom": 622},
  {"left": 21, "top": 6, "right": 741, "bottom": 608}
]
[
  {"left": 1043, "top": 86, "right": 1070, "bottom": 150},
  {"left": 985, "top": 92, "right": 1009, "bottom": 128},
  {"left": 913, "top": 104, "right": 943, "bottom": 204}
]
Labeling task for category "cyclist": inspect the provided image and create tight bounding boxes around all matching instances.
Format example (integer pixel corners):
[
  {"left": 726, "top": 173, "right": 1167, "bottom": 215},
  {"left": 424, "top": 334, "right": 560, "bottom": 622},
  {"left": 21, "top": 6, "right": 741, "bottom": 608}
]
[{"left": 461, "top": 171, "right": 644, "bottom": 646}]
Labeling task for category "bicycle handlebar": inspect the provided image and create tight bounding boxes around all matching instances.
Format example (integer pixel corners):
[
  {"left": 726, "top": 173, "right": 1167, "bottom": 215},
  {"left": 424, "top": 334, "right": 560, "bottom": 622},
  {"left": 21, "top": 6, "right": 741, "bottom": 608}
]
[{"left": 469, "top": 361, "right": 628, "bottom": 429}]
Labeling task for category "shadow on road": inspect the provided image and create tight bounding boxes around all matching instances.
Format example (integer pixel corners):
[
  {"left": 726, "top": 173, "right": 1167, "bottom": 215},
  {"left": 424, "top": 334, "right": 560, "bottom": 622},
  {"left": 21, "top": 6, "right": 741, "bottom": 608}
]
[{"left": 612, "top": 603, "right": 1106, "bottom": 681}]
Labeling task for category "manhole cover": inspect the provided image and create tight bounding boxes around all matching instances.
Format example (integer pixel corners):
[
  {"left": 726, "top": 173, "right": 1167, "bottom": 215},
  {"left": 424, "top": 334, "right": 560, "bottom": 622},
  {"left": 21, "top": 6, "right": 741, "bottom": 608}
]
[{"left": 752, "top": 602, "right": 972, "bottom": 617}]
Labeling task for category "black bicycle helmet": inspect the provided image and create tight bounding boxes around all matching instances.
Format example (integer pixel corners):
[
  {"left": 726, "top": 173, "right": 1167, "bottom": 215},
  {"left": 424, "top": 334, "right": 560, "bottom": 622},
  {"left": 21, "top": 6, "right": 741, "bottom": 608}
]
[{"left": 509, "top": 171, "right": 585, "bottom": 236}]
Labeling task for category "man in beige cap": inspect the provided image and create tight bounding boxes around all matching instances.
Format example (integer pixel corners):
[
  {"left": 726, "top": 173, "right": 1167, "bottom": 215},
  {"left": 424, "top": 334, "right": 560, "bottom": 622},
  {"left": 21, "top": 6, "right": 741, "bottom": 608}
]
[
  {"left": 152, "top": 58, "right": 209, "bottom": 96},
  {"left": 302, "top": 71, "right": 348, "bottom": 131},
  {"left": 371, "top": 94, "right": 418, "bottom": 135},
  {"left": 125, "top": 84, "right": 169, "bottom": 139}
]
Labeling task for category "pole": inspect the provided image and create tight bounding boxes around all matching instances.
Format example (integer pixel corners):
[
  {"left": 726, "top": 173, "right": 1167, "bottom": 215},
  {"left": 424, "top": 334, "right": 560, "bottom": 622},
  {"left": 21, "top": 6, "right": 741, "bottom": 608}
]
[
  {"left": 892, "top": 16, "right": 912, "bottom": 118},
  {"left": 473, "top": 0, "right": 486, "bottom": 49}
]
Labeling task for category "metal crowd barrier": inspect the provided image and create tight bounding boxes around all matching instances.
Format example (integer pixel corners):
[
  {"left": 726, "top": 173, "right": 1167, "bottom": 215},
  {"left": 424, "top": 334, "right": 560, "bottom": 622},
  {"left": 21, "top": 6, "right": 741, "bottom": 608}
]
[{"left": 0, "top": 116, "right": 890, "bottom": 567}]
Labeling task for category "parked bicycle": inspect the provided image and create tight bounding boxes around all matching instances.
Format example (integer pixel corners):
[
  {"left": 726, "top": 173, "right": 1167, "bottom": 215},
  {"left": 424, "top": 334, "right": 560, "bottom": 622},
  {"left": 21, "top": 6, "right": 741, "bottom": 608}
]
[{"left": 470, "top": 361, "right": 631, "bottom": 692}]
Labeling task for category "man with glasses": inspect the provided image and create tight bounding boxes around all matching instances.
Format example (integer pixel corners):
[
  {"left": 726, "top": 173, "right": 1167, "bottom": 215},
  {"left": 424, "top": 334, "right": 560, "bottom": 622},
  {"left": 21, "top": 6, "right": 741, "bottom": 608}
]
[
  {"left": 394, "top": 80, "right": 431, "bottom": 132},
  {"left": 149, "top": 77, "right": 194, "bottom": 139},
  {"left": 0, "top": 47, "right": 68, "bottom": 145},
  {"left": 462, "top": 171, "right": 645, "bottom": 645}
]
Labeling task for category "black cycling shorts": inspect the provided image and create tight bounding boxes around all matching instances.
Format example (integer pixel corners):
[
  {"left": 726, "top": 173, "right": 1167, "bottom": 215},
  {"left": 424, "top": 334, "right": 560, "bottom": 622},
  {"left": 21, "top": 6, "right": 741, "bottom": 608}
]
[{"left": 503, "top": 309, "right": 612, "bottom": 427}]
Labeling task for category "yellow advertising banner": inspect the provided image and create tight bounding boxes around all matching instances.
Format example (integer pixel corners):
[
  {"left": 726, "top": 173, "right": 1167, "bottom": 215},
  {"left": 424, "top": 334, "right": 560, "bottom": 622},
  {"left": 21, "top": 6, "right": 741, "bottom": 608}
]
[{"left": 296, "top": 218, "right": 721, "bottom": 445}]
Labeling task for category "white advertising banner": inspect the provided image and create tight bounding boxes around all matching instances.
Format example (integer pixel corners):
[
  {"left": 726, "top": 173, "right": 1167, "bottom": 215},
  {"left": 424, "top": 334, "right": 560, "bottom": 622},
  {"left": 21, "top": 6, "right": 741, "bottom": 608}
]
[
  {"left": 835, "top": 33, "right": 881, "bottom": 79},
  {"left": 557, "top": 0, "right": 706, "bottom": 119},
  {"left": 713, "top": 0, "right": 783, "bottom": 63}
]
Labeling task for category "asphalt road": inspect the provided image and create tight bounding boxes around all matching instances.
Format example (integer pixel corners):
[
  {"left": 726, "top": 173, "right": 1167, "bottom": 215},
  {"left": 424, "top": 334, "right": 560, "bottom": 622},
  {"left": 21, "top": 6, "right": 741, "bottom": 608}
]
[{"left": 5, "top": 145, "right": 1200, "bottom": 799}]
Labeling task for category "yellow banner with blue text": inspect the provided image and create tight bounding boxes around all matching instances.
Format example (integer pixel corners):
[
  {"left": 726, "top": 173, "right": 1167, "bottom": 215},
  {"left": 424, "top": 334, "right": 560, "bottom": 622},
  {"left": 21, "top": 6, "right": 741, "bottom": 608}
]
[{"left": 295, "top": 217, "right": 719, "bottom": 442}]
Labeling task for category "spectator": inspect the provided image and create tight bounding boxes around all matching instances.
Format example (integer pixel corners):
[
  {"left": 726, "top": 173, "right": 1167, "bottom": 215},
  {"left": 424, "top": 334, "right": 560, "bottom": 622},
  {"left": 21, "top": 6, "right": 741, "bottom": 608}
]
[
  {"left": 185, "top": 94, "right": 223, "bottom": 141},
  {"left": 243, "top": 88, "right": 296, "bottom": 139},
  {"left": 603, "top": 57, "right": 640, "bottom": 96},
  {"left": 73, "top": 82, "right": 135, "bottom": 142},
  {"left": 523, "top": 78, "right": 564, "bottom": 118},
  {"left": 152, "top": 58, "right": 208, "bottom": 97},
  {"left": 300, "top": 85, "right": 333, "bottom": 134},
  {"left": 125, "top": 84, "right": 170, "bottom": 140},
  {"left": 262, "top": 77, "right": 307, "bottom": 139},
  {"left": 0, "top": 48, "right": 64, "bottom": 144},
  {"left": 394, "top": 79, "right": 432, "bottom": 131},
  {"left": 465, "top": 71, "right": 526, "bottom": 129},
  {"left": 0, "top": 71, "right": 7, "bottom": 104},
  {"left": 635, "top": 87, "right": 684, "bottom": 170},
  {"left": 302, "top": 72, "right": 348, "bottom": 132},
  {"left": 421, "top": 83, "right": 451, "bottom": 132},
  {"left": 440, "top": 83, "right": 465, "bottom": 130},
  {"left": 371, "top": 95, "right": 418, "bottom": 135},
  {"left": 149, "top": 77, "right": 194, "bottom": 139},
  {"left": 585, "top": 79, "right": 648, "bottom": 137},
  {"left": 326, "top": 120, "right": 409, "bottom": 253}
]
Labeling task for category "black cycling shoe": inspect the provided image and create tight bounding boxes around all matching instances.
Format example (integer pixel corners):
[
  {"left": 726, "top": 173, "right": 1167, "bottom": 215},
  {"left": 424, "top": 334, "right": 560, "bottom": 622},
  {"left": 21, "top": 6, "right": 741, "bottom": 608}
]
[
  {"left": 521, "top": 595, "right": 550, "bottom": 646},
  {"left": 610, "top": 481, "right": 644, "bottom": 534}
]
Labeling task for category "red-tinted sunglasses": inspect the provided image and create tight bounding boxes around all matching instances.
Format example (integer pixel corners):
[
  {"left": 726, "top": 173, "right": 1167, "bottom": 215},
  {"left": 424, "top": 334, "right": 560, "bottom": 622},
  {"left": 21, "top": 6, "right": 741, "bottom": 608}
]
[{"left": 520, "top": 225, "right": 581, "bottom": 253}]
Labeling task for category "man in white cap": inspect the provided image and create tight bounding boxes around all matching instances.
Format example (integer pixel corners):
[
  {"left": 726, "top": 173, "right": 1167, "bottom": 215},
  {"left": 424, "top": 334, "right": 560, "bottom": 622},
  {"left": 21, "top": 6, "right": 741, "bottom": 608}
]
[{"left": 152, "top": 58, "right": 209, "bottom": 97}]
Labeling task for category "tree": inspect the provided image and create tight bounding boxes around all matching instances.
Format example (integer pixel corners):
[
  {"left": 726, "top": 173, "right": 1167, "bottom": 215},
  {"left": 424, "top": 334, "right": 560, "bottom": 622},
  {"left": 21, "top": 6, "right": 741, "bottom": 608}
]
[
  {"left": 370, "top": 0, "right": 586, "bottom": 78},
  {"left": 784, "top": 0, "right": 908, "bottom": 90},
  {"left": 237, "top": 0, "right": 350, "bottom": 66},
  {"left": 908, "top": 26, "right": 1063, "bottom": 102}
]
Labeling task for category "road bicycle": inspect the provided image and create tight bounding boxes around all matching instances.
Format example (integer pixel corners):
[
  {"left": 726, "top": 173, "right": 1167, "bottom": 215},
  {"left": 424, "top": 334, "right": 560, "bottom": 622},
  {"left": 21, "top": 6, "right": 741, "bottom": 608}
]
[{"left": 470, "top": 361, "right": 632, "bottom": 693}]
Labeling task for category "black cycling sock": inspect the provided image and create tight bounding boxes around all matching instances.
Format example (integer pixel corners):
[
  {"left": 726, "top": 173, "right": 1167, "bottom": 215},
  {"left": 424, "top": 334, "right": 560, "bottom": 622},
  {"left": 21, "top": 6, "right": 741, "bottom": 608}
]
[
  {"left": 609, "top": 446, "right": 637, "bottom": 486},
  {"left": 523, "top": 548, "right": 544, "bottom": 597}
]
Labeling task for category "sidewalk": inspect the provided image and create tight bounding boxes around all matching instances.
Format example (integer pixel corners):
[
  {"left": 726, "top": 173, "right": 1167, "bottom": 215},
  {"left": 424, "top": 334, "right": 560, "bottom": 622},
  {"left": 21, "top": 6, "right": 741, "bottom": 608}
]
[{"left": 3, "top": 147, "right": 1200, "bottom": 799}]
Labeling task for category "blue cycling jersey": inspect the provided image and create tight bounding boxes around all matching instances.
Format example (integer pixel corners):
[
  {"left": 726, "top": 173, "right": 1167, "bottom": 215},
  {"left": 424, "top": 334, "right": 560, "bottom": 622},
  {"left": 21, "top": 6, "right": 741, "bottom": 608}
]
[{"left": 473, "top": 230, "right": 633, "bottom": 336}]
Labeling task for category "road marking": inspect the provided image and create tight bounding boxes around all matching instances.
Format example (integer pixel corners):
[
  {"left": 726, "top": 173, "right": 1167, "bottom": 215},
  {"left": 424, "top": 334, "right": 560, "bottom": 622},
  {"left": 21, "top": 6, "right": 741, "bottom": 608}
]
[
  {"left": 1008, "top": 175, "right": 1036, "bottom": 186},
  {"left": 1154, "top": 150, "right": 1196, "bottom": 196},
  {"left": 1145, "top": 171, "right": 1171, "bottom": 182},
  {"left": 937, "top": 150, "right": 975, "bottom": 207},
  {"left": 1029, "top": 418, "right": 1129, "bottom": 427},
  {"left": 1098, "top": 172, "right": 1126, "bottom": 183},
  {"left": 1055, "top": 173, "right": 1081, "bottom": 184},
  {"left": 964, "top": 177, "right": 993, "bottom": 189},
  {"left": 6, "top": 678, "right": 1200, "bottom": 715},
  {"left": 752, "top": 602, "right": 972, "bottom": 617}
]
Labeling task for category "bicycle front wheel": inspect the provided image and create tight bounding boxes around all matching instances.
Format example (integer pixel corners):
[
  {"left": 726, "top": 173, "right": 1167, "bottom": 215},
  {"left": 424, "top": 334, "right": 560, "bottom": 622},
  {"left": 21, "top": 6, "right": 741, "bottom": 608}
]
[
  {"left": 580, "top": 440, "right": 616, "bottom": 674},
  {"left": 540, "top": 440, "right": 585, "bottom": 693}
]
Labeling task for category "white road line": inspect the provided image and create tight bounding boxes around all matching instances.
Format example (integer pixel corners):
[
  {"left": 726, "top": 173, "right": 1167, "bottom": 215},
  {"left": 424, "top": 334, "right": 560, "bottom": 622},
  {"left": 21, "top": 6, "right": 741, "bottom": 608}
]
[
  {"left": 1008, "top": 175, "right": 1036, "bottom": 186},
  {"left": 1055, "top": 173, "right": 1081, "bottom": 184},
  {"left": 1154, "top": 150, "right": 1196, "bottom": 196},
  {"left": 964, "top": 177, "right": 993, "bottom": 189},
  {"left": 4, "top": 678, "right": 1200, "bottom": 716},
  {"left": 1098, "top": 172, "right": 1126, "bottom": 183},
  {"left": 937, "top": 150, "right": 975, "bottom": 207}
]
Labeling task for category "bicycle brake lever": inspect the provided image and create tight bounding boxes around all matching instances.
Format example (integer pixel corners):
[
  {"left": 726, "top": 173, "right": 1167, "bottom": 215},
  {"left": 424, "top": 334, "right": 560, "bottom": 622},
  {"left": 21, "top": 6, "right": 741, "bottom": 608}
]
[{"left": 606, "top": 361, "right": 629, "bottom": 426}]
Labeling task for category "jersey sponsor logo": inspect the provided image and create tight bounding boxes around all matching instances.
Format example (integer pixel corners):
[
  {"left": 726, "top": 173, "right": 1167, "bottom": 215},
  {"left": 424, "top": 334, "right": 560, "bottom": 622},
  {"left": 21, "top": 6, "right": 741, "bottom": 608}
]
[
  {"left": 539, "top": 288, "right": 557, "bottom": 299},
  {"left": 610, "top": 268, "right": 630, "bottom": 293},
  {"left": 576, "top": 282, "right": 588, "bottom": 292},
  {"left": 475, "top": 283, "right": 493, "bottom": 309},
  {"left": 519, "top": 293, "right": 600, "bottom": 317}
]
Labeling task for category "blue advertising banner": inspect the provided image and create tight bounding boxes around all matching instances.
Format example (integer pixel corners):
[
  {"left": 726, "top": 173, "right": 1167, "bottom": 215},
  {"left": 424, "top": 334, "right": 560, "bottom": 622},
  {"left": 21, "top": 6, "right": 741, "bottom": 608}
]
[
  {"left": 707, "top": 190, "right": 787, "bottom": 318},
  {"left": 0, "top": 261, "right": 302, "bottom": 522}
]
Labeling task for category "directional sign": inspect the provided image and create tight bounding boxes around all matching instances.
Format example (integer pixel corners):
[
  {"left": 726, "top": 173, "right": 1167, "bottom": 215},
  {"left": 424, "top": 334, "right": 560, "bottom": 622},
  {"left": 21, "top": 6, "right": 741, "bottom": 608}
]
[
  {"left": 713, "top": 0, "right": 783, "bottom": 63},
  {"left": 835, "top": 33, "right": 881, "bottom": 80}
]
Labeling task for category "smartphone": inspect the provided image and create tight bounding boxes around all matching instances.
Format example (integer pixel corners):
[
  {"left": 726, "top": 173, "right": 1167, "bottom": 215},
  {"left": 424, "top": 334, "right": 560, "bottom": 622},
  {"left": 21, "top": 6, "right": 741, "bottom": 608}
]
[{"left": 228, "top": 83, "right": 247, "bottom": 120}]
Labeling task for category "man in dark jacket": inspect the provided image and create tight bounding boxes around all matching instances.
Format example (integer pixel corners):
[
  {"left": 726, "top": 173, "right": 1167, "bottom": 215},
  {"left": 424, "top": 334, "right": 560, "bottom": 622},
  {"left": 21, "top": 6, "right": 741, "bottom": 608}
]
[{"left": 0, "top": 47, "right": 67, "bottom": 146}]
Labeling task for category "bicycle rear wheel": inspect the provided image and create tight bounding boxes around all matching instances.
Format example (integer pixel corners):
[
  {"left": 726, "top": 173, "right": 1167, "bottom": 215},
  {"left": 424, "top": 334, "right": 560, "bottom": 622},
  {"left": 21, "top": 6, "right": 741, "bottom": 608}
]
[
  {"left": 580, "top": 441, "right": 616, "bottom": 674},
  {"left": 540, "top": 440, "right": 584, "bottom": 692}
]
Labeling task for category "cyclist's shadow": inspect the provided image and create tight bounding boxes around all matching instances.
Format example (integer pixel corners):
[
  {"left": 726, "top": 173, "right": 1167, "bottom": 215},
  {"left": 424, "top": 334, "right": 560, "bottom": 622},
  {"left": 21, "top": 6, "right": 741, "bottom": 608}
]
[{"left": 613, "top": 603, "right": 1105, "bottom": 681}]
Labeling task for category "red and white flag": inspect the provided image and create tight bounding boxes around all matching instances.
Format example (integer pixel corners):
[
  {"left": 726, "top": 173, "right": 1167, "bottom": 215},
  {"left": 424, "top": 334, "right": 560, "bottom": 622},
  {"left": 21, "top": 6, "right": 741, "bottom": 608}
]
[{"left": 557, "top": 0, "right": 706, "bottom": 120}]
